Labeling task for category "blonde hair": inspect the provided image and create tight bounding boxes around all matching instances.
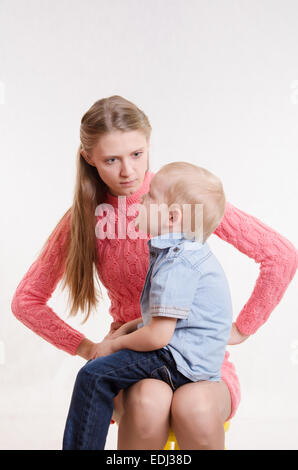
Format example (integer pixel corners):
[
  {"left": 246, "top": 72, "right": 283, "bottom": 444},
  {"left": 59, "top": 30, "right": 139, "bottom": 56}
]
[
  {"left": 36, "top": 95, "right": 151, "bottom": 323},
  {"left": 157, "top": 162, "right": 226, "bottom": 243}
]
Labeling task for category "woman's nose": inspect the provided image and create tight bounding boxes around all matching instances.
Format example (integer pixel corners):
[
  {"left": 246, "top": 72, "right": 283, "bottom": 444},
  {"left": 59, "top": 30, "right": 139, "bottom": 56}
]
[{"left": 120, "top": 159, "right": 134, "bottom": 176}]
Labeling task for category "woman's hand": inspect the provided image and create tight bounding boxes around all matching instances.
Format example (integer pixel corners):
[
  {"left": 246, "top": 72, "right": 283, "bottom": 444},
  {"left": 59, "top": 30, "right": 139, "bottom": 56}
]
[
  {"left": 75, "top": 338, "right": 96, "bottom": 360},
  {"left": 227, "top": 322, "right": 250, "bottom": 345},
  {"left": 90, "top": 338, "right": 117, "bottom": 360},
  {"left": 103, "top": 321, "right": 128, "bottom": 340}
]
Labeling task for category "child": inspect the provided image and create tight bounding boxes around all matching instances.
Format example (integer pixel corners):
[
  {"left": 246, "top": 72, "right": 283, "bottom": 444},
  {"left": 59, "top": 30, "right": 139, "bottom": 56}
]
[{"left": 62, "top": 162, "right": 233, "bottom": 450}]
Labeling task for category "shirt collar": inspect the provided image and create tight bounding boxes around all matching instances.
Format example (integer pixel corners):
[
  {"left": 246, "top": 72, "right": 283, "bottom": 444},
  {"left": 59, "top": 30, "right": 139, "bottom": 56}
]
[{"left": 148, "top": 232, "right": 203, "bottom": 250}]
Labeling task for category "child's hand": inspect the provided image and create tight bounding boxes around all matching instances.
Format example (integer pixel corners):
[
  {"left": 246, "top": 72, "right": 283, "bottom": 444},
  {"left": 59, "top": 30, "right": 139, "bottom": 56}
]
[
  {"left": 227, "top": 322, "right": 250, "bottom": 345},
  {"left": 103, "top": 321, "right": 125, "bottom": 340},
  {"left": 108, "top": 324, "right": 131, "bottom": 339},
  {"left": 104, "top": 322, "right": 130, "bottom": 340},
  {"left": 90, "top": 339, "right": 116, "bottom": 360}
]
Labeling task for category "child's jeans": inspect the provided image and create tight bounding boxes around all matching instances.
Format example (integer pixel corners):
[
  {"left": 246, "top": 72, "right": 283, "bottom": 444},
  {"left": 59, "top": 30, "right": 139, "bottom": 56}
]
[{"left": 62, "top": 347, "right": 193, "bottom": 450}]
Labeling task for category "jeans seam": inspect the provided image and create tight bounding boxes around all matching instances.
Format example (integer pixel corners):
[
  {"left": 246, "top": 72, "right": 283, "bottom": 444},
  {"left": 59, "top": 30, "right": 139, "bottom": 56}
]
[
  {"left": 84, "top": 353, "right": 164, "bottom": 378},
  {"left": 151, "top": 365, "right": 175, "bottom": 391},
  {"left": 164, "top": 366, "right": 176, "bottom": 391},
  {"left": 76, "top": 371, "right": 97, "bottom": 449}
]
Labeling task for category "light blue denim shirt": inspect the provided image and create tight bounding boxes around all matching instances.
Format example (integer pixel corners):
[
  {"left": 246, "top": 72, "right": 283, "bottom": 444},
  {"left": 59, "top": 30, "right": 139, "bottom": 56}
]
[{"left": 138, "top": 232, "right": 233, "bottom": 382}]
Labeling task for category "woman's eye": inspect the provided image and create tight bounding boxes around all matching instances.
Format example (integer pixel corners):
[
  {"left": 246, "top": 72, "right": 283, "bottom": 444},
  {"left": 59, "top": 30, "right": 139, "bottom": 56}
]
[{"left": 106, "top": 152, "right": 142, "bottom": 164}]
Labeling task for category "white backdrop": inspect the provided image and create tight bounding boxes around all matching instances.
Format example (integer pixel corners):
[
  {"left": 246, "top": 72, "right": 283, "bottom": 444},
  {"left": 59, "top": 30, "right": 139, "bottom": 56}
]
[{"left": 1, "top": 0, "right": 297, "bottom": 450}]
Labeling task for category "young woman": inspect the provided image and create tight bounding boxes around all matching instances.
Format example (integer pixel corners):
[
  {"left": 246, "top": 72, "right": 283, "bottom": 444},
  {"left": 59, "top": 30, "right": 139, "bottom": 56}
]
[{"left": 11, "top": 95, "right": 298, "bottom": 450}]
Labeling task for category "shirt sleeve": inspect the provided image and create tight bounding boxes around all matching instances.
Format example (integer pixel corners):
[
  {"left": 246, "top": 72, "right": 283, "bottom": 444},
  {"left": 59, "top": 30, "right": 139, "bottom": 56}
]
[{"left": 149, "top": 257, "right": 200, "bottom": 320}]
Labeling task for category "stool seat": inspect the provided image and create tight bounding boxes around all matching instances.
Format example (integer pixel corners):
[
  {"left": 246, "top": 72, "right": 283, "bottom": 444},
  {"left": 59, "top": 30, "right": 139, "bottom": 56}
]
[
  {"left": 164, "top": 420, "right": 230, "bottom": 450},
  {"left": 115, "top": 419, "right": 231, "bottom": 450}
]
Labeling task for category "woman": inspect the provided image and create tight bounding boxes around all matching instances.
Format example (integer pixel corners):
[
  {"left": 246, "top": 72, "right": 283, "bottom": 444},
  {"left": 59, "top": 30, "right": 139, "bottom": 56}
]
[{"left": 11, "top": 95, "right": 298, "bottom": 450}]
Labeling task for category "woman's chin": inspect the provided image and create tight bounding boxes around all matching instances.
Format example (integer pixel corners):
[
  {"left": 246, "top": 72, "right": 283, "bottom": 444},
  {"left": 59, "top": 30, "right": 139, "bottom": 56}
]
[{"left": 120, "top": 179, "right": 139, "bottom": 192}]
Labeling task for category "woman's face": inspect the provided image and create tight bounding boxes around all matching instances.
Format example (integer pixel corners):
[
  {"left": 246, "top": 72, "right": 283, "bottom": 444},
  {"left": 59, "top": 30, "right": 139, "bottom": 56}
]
[{"left": 82, "top": 130, "right": 149, "bottom": 197}]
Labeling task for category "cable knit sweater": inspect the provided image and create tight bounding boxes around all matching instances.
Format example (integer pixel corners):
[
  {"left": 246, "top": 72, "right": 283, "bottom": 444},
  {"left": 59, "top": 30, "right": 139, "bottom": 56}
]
[{"left": 11, "top": 170, "right": 298, "bottom": 357}]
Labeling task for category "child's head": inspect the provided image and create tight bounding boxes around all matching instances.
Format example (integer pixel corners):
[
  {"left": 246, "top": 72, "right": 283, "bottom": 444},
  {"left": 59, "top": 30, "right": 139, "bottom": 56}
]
[{"left": 136, "top": 162, "right": 226, "bottom": 243}]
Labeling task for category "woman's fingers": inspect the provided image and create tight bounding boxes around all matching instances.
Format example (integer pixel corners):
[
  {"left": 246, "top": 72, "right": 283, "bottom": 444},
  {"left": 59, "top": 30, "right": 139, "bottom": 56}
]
[{"left": 111, "top": 321, "right": 125, "bottom": 331}]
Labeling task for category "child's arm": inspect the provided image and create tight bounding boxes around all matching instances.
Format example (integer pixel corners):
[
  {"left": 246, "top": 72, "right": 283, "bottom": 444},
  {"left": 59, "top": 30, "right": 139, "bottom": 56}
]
[
  {"left": 91, "top": 317, "right": 177, "bottom": 358},
  {"left": 107, "top": 258, "right": 199, "bottom": 356},
  {"left": 105, "top": 318, "right": 144, "bottom": 339},
  {"left": 110, "top": 317, "right": 177, "bottom": 353},
  {"left": 92, "top": 257, "right": 200, "bottom": 359}
]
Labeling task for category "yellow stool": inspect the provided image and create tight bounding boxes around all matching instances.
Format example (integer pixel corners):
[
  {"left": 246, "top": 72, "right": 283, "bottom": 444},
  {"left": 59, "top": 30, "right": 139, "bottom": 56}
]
[{"left": 164, "top": 420, "right": 230, "bottom": 450}]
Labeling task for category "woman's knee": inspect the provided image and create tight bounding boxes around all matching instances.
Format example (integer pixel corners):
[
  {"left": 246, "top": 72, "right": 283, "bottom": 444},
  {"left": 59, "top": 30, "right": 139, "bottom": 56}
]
[
  {"left": 121, "top": 379, "right": 173, "bottom": 435},
  {"left": 171, "top": 383, "right": 223, "bottom": 435},
  {"left": 124, "top": 379, "right": 173, "bottom": 414}
]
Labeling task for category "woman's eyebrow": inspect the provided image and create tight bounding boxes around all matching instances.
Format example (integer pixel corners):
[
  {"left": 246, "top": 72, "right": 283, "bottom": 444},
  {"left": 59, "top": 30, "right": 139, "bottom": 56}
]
[{"left": 102, "top": 147, "right": 145, "bottom": 158}]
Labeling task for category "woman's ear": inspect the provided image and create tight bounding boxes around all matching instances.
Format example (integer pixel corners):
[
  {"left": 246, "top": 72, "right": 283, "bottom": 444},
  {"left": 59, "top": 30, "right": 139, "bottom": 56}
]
[{"left": 81, "top": 149, "right": 95, "bottom": 167}]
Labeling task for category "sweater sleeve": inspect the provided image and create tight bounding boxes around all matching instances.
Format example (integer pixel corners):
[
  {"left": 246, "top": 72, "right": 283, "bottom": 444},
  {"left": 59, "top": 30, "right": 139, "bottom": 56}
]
[
  {"left": 213, "top": 201, "right": 298, "bottom": 336},
  {"left": 11, "top": 215, "right": 86, "bottom": 355}
]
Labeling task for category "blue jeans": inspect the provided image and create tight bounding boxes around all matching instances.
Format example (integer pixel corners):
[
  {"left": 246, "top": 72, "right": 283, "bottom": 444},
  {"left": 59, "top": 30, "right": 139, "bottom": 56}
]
[{"left": 62, "top": 347, "right": 192, "bottom": 450}]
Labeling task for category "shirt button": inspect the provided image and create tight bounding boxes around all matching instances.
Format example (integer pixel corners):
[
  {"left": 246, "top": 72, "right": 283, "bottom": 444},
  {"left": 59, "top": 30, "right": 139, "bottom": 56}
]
[
  {"left": 150, "top": 251, "right": 156, "bottom": 257},
  {"left": 173, "top": 247, "right": 179, "bottom": 252}
]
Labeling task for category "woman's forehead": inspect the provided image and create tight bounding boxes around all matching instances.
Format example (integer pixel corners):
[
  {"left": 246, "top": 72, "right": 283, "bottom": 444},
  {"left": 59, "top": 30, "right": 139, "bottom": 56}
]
[{"left": 93, "top": 130, "right": 148, "bottom": 157}]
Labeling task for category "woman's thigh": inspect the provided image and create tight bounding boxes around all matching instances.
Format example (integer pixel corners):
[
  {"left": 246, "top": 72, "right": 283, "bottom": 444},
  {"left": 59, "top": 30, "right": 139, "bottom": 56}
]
[
  {"left": 171, "top": 379, "right": 232, "bottom": 424},
  {"left": 112, "top": 378, "right": 174, "bottom": 425}
]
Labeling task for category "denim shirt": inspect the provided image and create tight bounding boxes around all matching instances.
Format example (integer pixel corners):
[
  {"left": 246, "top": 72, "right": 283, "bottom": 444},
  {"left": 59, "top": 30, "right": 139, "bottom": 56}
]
[{"left": 138, "top": 232, "right": 233, "bottom": 382}]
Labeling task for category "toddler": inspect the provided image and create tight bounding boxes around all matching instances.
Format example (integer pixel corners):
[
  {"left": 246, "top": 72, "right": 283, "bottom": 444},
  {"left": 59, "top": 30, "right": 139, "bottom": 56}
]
[{"left": 62, "top": 162, "right": 233, "bottom": 450}]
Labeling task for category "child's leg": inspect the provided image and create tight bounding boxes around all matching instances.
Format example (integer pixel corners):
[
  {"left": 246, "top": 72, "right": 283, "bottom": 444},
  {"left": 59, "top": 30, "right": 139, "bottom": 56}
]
[
  {"left": 117, "top": 378, "right": 173, "bottom": 449},
  {"left": 62, "top": 348, "right": 169, "bottom": 450},
  {"left": 170, "top": 380, "right": 232, "bottom": 450}
]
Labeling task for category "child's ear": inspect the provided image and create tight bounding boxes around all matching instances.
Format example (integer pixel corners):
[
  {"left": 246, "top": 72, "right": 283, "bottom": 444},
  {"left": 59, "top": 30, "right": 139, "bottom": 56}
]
[{"left": 169, "top": 206, "right": 182, "bottom": 225}]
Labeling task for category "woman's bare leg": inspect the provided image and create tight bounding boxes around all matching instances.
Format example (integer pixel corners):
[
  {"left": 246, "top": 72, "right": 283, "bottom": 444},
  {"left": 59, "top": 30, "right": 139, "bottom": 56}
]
[
  {"left": 115, "top": 379, "right": 173, "bottom": 450},
  {"left": 112, "top": 390, "right": 125, "bottom": 423},
  {"left": 170, "top": 379, "right": 232, "bottom": 450}
]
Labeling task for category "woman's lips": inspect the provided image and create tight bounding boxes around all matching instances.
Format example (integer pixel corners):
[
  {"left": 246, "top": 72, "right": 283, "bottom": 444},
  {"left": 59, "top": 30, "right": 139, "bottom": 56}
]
[{"left": 120, "top": 179, "right": 137, "bottom": 186}]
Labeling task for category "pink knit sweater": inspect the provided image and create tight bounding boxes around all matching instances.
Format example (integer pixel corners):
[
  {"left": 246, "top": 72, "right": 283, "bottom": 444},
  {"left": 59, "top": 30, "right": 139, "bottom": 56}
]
[{"left": 11, "top": 170, "right": 297, "bottom": 357}]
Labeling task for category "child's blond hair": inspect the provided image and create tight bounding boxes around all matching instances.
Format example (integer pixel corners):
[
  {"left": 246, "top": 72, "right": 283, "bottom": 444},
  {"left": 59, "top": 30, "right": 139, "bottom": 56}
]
[{"left": 157, "top": 162, "right": 226, "bottom": 243}]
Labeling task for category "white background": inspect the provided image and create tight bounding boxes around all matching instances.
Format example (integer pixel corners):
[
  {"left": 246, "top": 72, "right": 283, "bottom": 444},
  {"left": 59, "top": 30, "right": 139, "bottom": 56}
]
[{"left": 1, "top": 0, "right": 298, "bottom": 450}]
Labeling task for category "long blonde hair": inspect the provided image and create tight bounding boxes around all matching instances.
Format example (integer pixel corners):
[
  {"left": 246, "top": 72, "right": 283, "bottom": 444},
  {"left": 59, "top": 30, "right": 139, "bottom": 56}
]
[{"left": 37, "top": 95, "right": 152, "bottom": 323}]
